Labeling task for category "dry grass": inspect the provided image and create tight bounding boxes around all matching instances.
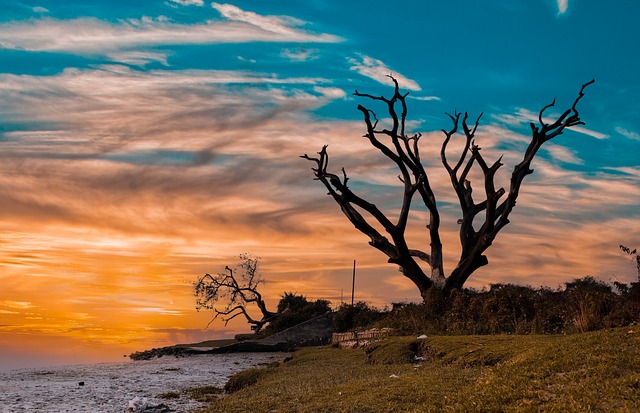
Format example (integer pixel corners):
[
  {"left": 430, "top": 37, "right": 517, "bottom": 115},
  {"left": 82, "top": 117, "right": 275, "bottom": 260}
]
[{"left": 193, "top": 328, "right": 640, "bottom": 412}]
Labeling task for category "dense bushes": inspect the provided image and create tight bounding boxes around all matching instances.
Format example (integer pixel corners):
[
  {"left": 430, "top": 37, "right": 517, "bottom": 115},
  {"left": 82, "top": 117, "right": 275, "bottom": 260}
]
[
  {"left": 332, "top": 301, "right": 385, "bottom": 332},
  {"left": 263, "top": 292, "right": 331, "bottom": 335},
  {"left": 333, "top": 277, "right": 640, "bottom": 335}
]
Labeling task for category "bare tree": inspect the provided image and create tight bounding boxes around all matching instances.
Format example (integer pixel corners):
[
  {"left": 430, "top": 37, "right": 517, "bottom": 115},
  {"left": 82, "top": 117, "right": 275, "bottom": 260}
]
[
  {"left": 303, "top": 77, "right": 594, "bottom": 299},
  {"left": 194, "top": 254, "right": 277, "bottom": 332},
  {"left": 620, "top": 245, "right": 640, "bottom": 281}
]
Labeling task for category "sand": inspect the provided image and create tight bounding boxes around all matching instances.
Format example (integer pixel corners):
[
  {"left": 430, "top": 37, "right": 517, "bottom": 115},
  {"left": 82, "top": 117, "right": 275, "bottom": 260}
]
[{"left": 0, "top": 352, "right": 287, "bottom": 412}]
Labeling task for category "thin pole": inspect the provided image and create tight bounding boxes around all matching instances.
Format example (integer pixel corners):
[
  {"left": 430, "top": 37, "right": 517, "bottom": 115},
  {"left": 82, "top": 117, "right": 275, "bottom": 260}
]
[{"left": 351, "top": 259, "right": 356, "bottom": 306}]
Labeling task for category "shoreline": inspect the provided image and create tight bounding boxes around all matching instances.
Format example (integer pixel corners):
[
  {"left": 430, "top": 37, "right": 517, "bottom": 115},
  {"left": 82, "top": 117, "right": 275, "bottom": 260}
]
[{"left": 0, "top": 352, "right": 289, "bottom": 412}]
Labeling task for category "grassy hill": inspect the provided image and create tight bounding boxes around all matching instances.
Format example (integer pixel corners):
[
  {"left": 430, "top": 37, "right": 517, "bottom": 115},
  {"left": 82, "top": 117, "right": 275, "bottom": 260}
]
[{"left": 195, "top": 327, "right": 640, "bottom": 412}]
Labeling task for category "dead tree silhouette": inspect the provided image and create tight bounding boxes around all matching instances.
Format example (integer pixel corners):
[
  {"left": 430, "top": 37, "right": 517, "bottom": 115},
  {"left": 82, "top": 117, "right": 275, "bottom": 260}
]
[{"left": 303, "top": 77, "right": 594, "bottom": 299}]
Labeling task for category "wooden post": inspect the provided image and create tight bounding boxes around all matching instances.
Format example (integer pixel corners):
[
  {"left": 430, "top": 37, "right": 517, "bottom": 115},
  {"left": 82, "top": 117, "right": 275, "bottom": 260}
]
[{"left": 351, "top": 260, "right": 356, "bottom": 306}]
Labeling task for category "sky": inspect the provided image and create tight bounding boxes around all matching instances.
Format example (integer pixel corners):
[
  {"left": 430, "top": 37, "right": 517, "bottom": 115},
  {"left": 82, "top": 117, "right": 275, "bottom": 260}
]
[{"left": 1, "top": 0, "right": 639, "bottom": 370}]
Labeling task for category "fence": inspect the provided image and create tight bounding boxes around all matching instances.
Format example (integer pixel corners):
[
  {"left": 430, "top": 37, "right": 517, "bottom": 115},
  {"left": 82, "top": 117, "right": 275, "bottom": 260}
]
[{"left": 331, "top": 328, "right": 393, "bottom": 348}]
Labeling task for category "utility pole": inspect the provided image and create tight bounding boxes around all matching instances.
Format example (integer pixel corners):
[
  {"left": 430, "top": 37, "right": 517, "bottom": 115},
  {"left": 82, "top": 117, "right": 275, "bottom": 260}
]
[{"left": 351, "top": 259, "right": 356, "bottom": 306}]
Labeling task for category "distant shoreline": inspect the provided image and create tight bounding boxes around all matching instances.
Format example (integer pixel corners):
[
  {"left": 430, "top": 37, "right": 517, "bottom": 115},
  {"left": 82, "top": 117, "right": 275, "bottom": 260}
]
[{"left": 129, "top": 337, "right": 290, "bottom": 360}]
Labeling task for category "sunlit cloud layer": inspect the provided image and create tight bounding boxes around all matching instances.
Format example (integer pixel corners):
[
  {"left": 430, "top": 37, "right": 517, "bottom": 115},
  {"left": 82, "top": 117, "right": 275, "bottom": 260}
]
[
  {"left": 348, "top": 54, "right": 422, "bottom": 92},
  {"left": 0, "top": 4, "right": 341, "bottom": 61}
]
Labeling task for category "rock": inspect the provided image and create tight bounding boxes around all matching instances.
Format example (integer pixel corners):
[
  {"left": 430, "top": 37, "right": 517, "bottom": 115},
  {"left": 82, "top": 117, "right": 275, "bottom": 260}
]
[
  {"left": 127, "top": 396, "right": 148, "bottom": 411},
  {"left": 417, "top": 334, "right": 428, "bottom": 339}
]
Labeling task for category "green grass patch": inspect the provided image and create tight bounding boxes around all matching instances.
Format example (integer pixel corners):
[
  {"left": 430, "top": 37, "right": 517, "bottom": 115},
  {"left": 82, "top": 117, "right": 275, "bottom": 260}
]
[{"left": 202, "top": 328, "right": 640, "bottom": 412}]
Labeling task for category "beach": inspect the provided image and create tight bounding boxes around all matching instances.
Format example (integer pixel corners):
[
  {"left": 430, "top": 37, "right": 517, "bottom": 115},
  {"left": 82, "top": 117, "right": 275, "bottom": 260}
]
[{"left": 0, "top": 352, "right": 287, "bottom": 412}]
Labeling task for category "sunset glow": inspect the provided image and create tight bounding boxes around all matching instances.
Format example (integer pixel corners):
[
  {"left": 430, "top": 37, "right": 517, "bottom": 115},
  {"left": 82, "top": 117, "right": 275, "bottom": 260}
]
[{"left": 1, "top": 1, "right": 639, "bottom": 370}]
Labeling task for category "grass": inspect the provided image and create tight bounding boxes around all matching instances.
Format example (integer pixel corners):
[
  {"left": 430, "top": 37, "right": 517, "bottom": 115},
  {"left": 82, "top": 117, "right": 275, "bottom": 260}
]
[
  {"left": 194, "top": 327, "right": 640, "bottom": 412},
  {"left": 185, "top": 385, "right": 224, "bottom": 403}
]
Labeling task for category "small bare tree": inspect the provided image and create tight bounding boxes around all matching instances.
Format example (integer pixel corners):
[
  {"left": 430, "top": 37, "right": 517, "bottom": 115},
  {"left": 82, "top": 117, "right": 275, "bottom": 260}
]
[
  {"left": 194, "top": 254, "right": 277, "bottom": 332},
  {"left": 620, "top": 244, "right": 640, "bottom": 281},
  {"left": 303, "top": 77, "right": 594, "bottom": 299}
]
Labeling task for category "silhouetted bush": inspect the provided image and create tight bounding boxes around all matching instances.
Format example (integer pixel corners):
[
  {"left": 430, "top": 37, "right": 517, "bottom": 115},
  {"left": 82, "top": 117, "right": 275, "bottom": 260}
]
[
  {"left": 563, "top": 277, "right": 615, "bottom": 332},
  {"left": 335, "top": 276, "right": 639, "bottom": 336},
  {"left": 332, "top": 301, "right": 385, "bottom": 332},
  {"left": 263, "top": 292, "right": 331, "bottom": 335}
]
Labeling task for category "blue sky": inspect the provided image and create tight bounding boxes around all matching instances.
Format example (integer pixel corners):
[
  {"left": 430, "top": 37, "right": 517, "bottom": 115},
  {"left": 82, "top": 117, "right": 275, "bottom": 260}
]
[{"left": 0, "top": 0, "right": 639, "bottom": 368}]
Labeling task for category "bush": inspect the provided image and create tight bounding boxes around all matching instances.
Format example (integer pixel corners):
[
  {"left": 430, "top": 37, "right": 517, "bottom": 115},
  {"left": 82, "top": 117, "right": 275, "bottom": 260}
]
[
  {"left": 563, "top": 276, "right": 615, "bottom": 332},
  {"left": 263, "top": 293, "right": 331, "bottom": 335},
  {"left": 332, "top": 301, "right": 385, "bottom": 332},
  {"left": 374, "top": 277, "right": 637, "bottom": 336}
]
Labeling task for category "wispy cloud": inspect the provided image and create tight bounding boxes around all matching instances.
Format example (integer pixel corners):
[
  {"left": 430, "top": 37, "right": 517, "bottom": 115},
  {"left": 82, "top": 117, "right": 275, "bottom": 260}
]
[
  {"left": 0, "top": 301, "right": 34, "bottom": 309},
  {"left": 570, "top": 125, "right": 609, "bottom": 140},
  {"left": 409, "top": 95, "right": 441, "bottom": 102},
  {"left": 169, "top": 0, "right": 204, "bottom": 6},
  {"left": 212, "top": 3, "right": 308, "bottom": 36},
  {"left": 616, "top": 126, "right": 640, "bottom": 141},
  {"left": 543, "top": 144, "right": 584, "bottom": 164},
  {"left": 348, "top": 54, "right": 421, "bottom": 91},
  {"left": 557, "top": 0, "right": 569, "bottom": 15},
  {"left": 0, "top": 5, "right": 342, "bottom": 61},
  {"left": 281, "top": 47, "right": 319, "bottom": 62},
  {"left": 105, "top": 50, "right": 171, "bottom": 66},
  {"left": 492, "top": 107, "right": 609, "bottom": 140}
]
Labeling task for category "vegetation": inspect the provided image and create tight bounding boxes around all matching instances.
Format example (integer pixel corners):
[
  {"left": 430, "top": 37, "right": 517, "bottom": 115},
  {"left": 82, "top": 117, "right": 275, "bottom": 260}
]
[
  {"left": 620, "top": 244, "right": 640, "bottom": 280},
  {"left": 263, "top": 292, "right": 331, "bottom": 335},
  {"left": 185, "top": 385, "right": 224, "bottom": 403},
  {"left": 199, "top": 328, "right": 640, "bottom": 412},
  {"left": 302, "top": 78, "right": 594, "bottom": 299},
  {"left": 194, "top": 254, "right": 277, "bottom": 332},
  {"left": 333, "top": 277, "right": 640, "bottom": 335},
  {"left": 194, "top": 255, "right": 330, "bottom": 333}
]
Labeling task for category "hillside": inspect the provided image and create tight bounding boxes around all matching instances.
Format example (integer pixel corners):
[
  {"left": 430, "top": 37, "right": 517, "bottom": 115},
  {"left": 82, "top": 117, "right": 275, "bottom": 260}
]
[{"left": 198, "top": 327, "right": 640, "bottom": 412}]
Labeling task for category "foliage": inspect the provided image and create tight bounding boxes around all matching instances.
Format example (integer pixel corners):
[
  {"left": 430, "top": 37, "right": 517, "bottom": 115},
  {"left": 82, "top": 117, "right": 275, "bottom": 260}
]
[
  {"left": 194, "top": 254, "right": 276, "bottom": 332},
  {"left": 205, "top": 328, "right": 640, "bottom": 412},
  {"left": 620, "top": 244, "right": 640, "bottom": 281},
  {"left": 563, "top": 276, "right": 615, "bottom": 332},
  {"left": 195, "top": 258, "right": 332, "bottom": 334},
  {"left": 332, "top": 301, "right": 385, "bottom": 332},
  {"left": 263, "top": 292, "right": 331, "bottom": 335},
  {"left": 334, "top": 277, "right": 639, "bottom": 335}
]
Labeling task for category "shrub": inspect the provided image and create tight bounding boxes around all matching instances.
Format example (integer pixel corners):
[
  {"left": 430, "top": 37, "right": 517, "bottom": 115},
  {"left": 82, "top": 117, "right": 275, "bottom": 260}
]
[
  {"left": 332, "top": 301, "right": 384, "bottom": 332},
  {"left": 263, "top": 293, "right": 331, "bottom": 335},
  {"left": 563, "top": 276, "right": 615, "bottom": 332}
]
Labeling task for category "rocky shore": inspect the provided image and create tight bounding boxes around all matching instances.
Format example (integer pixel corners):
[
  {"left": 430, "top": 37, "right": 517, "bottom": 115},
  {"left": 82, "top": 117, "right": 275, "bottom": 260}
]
[{"left": 0, "top": 352, "right": 288, "bottom": 412}]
